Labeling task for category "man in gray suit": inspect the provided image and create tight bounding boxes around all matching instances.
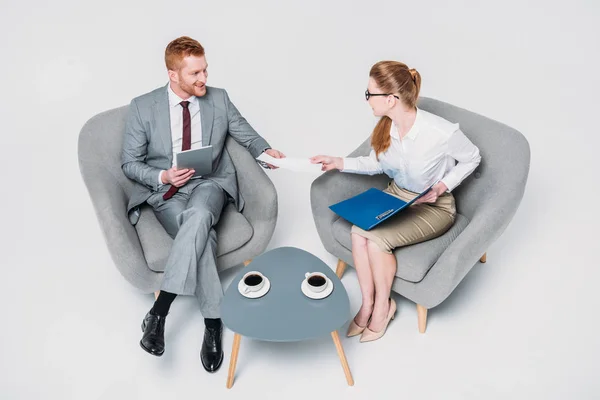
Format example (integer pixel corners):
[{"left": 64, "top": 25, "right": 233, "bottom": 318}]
[{"left": 121, "top": 36, "right": 284, "bottom": 372}]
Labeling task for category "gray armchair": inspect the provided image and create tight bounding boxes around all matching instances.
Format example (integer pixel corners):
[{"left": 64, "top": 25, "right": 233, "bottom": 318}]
[
  {"left": 78, "top": 106, "right": 277, "bottom": 293},
  {"left": 310, "top": 97, "right": 530, "bottom": 333}
]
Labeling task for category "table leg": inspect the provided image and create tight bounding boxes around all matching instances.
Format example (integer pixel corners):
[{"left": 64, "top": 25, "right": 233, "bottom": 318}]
[
  {"left": 331, "top": 331, "right": 354, "bottom": 386},
  {"left": 226, "top": 333, "right": 242, "bottom": 389}
]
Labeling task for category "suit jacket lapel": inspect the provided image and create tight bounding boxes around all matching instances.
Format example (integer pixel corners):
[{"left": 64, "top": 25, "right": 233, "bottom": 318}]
[
  {"left": 198, "top": 93, "right": 214, "bottom": 147},
  {"left": 153, "top": 85, "right": 173, "bottom": 165}
]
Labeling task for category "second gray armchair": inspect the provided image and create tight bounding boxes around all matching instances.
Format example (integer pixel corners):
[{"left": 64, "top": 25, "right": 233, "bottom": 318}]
[{"left": 310, "top": 97, "right": 530, "bottom": 333}]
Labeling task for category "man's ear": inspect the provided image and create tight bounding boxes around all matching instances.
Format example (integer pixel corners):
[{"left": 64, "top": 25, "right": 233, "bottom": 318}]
[{"left": 168, "top": 69, "right": 178, "bottom": 83}]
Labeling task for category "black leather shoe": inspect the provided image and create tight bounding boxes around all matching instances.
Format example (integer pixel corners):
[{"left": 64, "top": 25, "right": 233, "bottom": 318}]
[
  {"left": 140, "top": 310, "right": 166, "bottom": 356},
  {"left": 200, "top": 321, "right": 224, "bottom": 372}
]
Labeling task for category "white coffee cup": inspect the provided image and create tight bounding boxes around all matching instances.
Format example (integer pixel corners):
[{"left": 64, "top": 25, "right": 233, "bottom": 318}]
[
  {"left": 241, "top": 271, "right": 265, "bottom": 294},
  {"left": 305, "top": 272, "right": 328, "bottom": 293}
]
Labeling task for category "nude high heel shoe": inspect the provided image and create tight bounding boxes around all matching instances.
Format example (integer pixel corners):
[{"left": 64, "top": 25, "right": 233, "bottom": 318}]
[
  {"left": 346, "top": 317, "right": 368, "bottom": 337},
  {"left": 359, "top": 298, "right": 397, "bottom": 343}
]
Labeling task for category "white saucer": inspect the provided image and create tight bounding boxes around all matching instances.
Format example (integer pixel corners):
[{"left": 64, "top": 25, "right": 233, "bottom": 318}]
[
  {"left": 238, "top": 276, "right": 271, "bottom": 299},
  {"left": 301, "top": 277, "right": 334, "bottom": 300}
]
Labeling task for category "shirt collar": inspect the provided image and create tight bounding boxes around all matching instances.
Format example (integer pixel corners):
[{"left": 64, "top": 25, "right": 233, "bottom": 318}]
[
  {"left": 391, "top": 107, "right": 422, "bottom": 140},
  {"left": 167, "top": 83, "right": 198, "bottom": 108}
]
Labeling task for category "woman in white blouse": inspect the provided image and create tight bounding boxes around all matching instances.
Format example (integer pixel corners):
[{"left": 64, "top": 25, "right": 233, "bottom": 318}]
[{"left": 311, "top": 61, "right": 481, "bottom": 342}]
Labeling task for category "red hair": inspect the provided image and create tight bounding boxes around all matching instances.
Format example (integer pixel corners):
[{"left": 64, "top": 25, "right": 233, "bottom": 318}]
[{"left": 164, "top": 36, "right": 205, "bottom": 70}]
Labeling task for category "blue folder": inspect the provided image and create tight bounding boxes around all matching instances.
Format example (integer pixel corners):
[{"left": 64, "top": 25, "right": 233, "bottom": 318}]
[{"left": 329, "top": 184, "right": 434, "bottom": 231}]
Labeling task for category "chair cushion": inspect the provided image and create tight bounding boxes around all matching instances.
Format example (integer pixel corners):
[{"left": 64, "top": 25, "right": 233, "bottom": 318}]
[
  {"left": 135, "top": 203, "right": 254, "bottom": 272},
  {"left": 332, "top": 213, "right": 469, "bottom": 283}
]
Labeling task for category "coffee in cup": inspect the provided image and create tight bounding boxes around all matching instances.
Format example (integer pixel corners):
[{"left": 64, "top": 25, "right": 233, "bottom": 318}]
[
  {"left": 241, "top": 271, "right": 265, "bottom": 294},
  {"left": 305, "top": 272, "right": 328, "bottom": 293}
]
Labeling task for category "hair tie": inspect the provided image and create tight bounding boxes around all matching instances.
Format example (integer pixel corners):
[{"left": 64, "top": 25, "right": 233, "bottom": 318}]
[{"left": 409, "top": 69, "right": 417, "bottom": 82}]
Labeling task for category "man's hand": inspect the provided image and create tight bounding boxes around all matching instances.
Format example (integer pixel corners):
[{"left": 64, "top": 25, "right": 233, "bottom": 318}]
[
  {"left": 162, "top": 167, "right": 195, "bottom": 187},
  {"left": 310, "top": 155, "right": 343, "bottom": 171},
  {"left": 263, "top": 148, "right": 286, "bottom": 169},
  {"left": 414, "top": 182, "right": 448, "bottom": 204}
]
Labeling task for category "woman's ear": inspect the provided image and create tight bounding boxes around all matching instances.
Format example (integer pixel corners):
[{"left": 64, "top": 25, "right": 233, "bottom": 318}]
[{"left": 386, "top": 95, "right": 396, "bottom": 108}]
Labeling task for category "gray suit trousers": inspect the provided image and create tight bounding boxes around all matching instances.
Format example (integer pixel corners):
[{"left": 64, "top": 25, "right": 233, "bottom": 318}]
[{"left": 146, "top": 179, "right": 227, "bottom": 318}]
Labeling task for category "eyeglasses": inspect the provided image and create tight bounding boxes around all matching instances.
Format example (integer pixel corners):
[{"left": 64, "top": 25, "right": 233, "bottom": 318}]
[{"left": 365, "top": 89, "right": 400, "bottom": 101}]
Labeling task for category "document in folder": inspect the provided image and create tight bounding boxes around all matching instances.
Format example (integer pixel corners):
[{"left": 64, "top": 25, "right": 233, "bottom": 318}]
[{"left": 328, "top": 184, "right": 434, "bottom": 231}]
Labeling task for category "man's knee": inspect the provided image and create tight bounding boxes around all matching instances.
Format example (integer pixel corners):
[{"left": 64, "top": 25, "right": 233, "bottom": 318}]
[{"left": 181, "top": 207, "right": 216, "bottom": 228}]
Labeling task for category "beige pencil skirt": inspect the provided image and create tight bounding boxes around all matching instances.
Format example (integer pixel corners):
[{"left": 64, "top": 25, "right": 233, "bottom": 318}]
[{"left": 351, "top": 181, "right": 457, "bottom": 254}]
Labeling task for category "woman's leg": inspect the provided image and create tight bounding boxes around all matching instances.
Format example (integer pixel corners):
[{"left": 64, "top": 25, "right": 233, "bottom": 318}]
[
  {"left": 351, "top": 233, "right": 375, "bottom": 327},
  {"left": 366, "top": 239, "right": 397, "bottom": 332}
]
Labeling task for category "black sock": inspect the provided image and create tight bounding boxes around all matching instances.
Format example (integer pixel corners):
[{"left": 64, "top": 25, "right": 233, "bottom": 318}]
[
  {"left": 151, "top": 291, "right": 177, "bottom": 317},
  {"left": 204, "top": 318, "right": 222, "bottom": 328}
]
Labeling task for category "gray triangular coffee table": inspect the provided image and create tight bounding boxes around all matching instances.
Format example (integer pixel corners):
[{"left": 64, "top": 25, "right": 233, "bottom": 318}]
[{"left": 221, "top": 246, "right": 353, "bottom": 387}]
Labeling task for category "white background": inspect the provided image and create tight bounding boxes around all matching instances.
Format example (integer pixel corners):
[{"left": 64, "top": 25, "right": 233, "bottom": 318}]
[{"left": 1, "top": 0, "right": 599, "bottom": 399}]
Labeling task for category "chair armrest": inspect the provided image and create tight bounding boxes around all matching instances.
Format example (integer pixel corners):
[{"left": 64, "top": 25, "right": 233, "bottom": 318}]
[
  {"left": 225, "top": 137, "right": 278, "bottom": 242},
  {"left": 310, "top": 137, "right": 388, "bottom": 253},
  {"left": 78, "top": 159, "right": 163, "bottom": 292},
  {"left": 420, "top": 188, "right": 527, "bottom": 308}
]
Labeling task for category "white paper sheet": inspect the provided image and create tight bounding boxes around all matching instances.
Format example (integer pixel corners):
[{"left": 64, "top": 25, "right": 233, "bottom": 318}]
[{"left": 256, "top": 153, "right": 323, "bottom": 173}]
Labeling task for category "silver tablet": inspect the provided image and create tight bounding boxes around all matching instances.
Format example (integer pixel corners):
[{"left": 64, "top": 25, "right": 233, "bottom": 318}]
[{"left": 175, "top": 145, "right": 213, "bottom": 177}]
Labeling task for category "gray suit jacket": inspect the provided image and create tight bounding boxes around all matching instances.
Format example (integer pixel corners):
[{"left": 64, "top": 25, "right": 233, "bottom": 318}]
[{"left": 121, "top": 84, "right": 271, "bottom": 225}]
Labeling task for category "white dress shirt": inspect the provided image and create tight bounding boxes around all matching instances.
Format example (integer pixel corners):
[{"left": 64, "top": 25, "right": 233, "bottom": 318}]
[
  {"left": 158, "top": 84, "right": 203, "bottom": 185},
  {"left": 342, "top": 108, "right": 481, "bottom": 193}
]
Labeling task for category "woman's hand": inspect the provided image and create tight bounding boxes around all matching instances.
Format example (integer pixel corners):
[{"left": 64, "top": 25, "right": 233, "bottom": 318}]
[
  {"left": 310, "top": 155, "right": 343, "bottom": 171},
  {"left": 414, "top": 182, "right": 448, "bottom": 204}
]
